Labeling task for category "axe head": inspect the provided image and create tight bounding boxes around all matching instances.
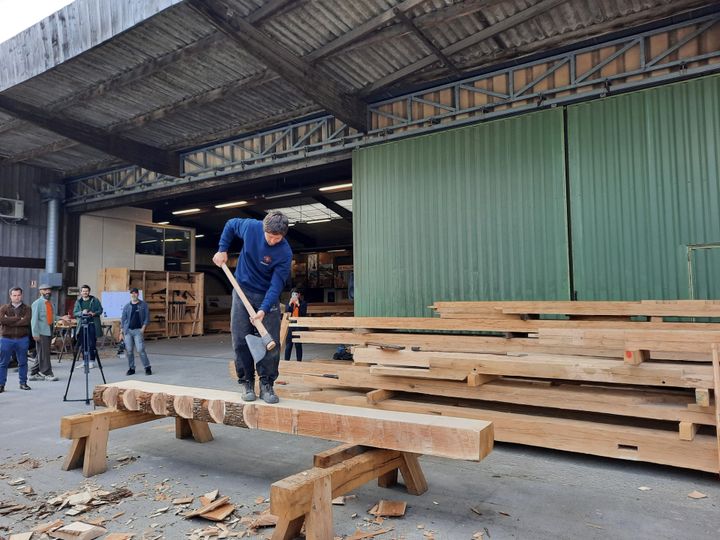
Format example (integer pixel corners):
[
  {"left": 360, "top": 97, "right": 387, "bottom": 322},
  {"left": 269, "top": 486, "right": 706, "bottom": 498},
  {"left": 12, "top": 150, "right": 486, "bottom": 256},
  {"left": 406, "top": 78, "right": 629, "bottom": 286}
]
[{"left": 245, "top": 334, "right": 268, "bottom": 365}]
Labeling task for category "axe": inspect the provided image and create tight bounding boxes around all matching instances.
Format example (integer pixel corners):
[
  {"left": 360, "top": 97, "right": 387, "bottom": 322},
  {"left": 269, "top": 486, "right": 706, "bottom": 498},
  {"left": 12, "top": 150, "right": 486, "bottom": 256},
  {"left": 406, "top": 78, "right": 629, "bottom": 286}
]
[{"left": 221, "top": 263, "right": 276, "bottom": 364}]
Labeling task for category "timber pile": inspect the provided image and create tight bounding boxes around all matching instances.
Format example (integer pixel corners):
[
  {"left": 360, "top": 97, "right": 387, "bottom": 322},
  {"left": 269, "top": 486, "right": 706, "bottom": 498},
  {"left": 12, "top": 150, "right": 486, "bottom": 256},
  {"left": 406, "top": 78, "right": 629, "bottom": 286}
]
[{"left": 280, "top": 300, "right": 720, "bottom": 473}]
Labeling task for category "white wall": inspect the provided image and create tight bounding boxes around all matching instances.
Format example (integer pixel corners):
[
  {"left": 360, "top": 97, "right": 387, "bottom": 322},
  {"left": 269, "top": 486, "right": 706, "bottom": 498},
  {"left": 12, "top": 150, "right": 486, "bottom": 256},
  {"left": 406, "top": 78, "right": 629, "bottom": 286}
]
[{"left": 77, "top": 206, "right": 194, "bottom": 292}]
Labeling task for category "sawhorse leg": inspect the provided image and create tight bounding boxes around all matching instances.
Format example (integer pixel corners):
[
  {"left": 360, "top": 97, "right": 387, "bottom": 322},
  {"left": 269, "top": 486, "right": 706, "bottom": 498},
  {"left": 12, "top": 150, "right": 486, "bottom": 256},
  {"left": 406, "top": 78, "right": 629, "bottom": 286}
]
[
  {"left": 271, "top": 444, "right": 428, "bottom": 540},
  {"left": 175, "top": 417, "right": 214, "bottom": 443}
]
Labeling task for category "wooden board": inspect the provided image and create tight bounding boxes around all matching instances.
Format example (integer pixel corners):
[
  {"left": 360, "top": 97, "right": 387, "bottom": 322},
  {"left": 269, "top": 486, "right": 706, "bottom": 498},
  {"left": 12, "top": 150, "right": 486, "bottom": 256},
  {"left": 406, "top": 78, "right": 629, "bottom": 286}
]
[
  {"left": 92, "top": 381, "right": 493, "bottom": 461},
  {"left": 291, "top": 330, "right": 711, "bottom": 362},
  {"left": 352, "top": 348, "right": 714, "bottom": 388},
  {"left": 431, "top": 300, "right": 720, "bottom": 318},
  {"left": 278, "top": 362, "right": 714, "bottom": 424},
  {"left": 332, "top": 395, "right": 719, "bottom": 473}
]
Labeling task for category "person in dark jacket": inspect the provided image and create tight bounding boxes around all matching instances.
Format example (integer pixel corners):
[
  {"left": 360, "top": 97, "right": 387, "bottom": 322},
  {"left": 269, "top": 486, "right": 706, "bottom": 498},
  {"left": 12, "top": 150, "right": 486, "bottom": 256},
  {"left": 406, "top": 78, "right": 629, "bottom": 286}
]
[
  {"left": 0, "top": 287, "right": 32, "bottom": 392},
  {"left": 120, "top": 288, "right": 152, "bottom": 376},
  {"left": 72, "top": 285, "right": 103, "bottom": 369},
  {"left": 284, "top": 289, "right": 307, "bottom": 362},
  {"left": 213, "top": 211, "right": 292, "bottom": 404}
]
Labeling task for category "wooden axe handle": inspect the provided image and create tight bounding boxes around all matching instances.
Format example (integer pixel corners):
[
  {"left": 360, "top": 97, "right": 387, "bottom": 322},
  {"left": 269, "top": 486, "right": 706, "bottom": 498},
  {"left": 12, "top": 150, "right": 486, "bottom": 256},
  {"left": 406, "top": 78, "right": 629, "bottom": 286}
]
[{"left": 221, "top": 263, "right": 272, "bottom": 342}]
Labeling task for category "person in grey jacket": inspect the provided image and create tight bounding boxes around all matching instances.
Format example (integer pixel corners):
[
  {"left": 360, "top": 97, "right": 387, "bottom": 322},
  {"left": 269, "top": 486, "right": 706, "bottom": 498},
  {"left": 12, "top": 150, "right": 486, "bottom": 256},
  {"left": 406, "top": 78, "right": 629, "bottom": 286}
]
[
  {"left": 29, "top": 284, "right": 58, "bottom": 381},
  {"left": 120, "top": 288, "right": 152, "bottom": 376}
]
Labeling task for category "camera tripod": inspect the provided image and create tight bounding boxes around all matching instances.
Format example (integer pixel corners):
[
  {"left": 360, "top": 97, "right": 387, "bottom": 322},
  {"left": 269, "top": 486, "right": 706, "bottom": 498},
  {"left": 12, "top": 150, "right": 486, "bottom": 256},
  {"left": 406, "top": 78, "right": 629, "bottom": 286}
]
[{"left": 63, "top": 315, "right": 107, "bottom": 404}]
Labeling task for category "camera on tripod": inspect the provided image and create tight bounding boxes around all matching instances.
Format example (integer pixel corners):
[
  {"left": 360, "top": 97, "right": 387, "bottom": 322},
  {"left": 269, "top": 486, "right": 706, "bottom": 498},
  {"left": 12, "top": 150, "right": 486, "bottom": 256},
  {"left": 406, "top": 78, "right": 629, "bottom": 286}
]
[{"left": 63, "top": 311, "right": 106, "bottom": 404}]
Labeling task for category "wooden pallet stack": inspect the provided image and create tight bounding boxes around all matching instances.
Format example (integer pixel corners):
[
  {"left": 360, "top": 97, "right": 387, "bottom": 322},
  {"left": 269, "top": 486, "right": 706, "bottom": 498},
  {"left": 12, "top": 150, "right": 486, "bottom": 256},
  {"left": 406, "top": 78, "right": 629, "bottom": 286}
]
[{"left": 277, "top": 300, "right": 720, "bottom": 474}]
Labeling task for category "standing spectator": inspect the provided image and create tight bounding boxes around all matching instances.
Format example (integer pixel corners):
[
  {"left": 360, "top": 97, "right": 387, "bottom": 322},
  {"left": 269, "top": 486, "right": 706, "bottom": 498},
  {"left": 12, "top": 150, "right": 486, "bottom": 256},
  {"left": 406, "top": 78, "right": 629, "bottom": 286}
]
[
  {"left": 121, "top": 288, "right": 152, "bottom": 376},
  {"left": 29, "top": 284, "right": 58, "bottom": 381},
  {"left": 284, "top": 289, "right": 307, "bottom": 362},
  {"left": 73, "top": 285, "right": 103, "bottom": 369},
  {"left": 0, "top": 287, "right": 32, "bottom": 392}
]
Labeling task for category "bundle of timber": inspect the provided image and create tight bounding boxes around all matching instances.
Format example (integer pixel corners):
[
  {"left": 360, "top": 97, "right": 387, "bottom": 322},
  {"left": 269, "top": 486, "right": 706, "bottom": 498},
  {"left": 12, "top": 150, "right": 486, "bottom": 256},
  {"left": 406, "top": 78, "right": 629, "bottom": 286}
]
[{"left": 282, "top": 300, "right": 720, "bottom": 474}]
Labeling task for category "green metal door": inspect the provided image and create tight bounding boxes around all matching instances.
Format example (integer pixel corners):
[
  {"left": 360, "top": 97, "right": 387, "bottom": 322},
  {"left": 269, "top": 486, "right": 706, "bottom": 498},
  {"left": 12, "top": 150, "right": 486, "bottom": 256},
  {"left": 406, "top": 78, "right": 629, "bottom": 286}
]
[
  {"left": 568, "top": 75, "right": 720, "bottom": 300},
  {"left": 353, "top": 109, "right": 570, "bottom": 317}
]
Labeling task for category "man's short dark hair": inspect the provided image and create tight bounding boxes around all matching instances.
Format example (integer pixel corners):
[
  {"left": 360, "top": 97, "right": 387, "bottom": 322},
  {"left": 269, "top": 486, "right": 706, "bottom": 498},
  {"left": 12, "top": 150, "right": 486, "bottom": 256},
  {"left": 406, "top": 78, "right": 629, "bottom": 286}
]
[
  {"left": 130, "top": 287, "right": 139, "bottom": 294},
  {"left": 9, "top": 287, "right": 22, "bottom": 295},
  {"left": 81, "top": 284, "right": 91, "bottom": 291},
  {"left": 263, "top": 211, "right": 289, "bottom": 236}
]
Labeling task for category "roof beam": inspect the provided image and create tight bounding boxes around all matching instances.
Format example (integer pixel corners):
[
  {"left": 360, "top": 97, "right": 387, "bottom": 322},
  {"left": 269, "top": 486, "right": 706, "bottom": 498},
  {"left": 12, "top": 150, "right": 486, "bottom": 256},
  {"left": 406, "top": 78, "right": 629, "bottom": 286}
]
[
  {"left": 247, "top": 0, "right": 297, "bottom": 24},
  {"left": 187, "top": 0, "right": 367, "bottom": 132},
  {"left": 313, "top": 195, "right": 352, "bottom": 224},
  {"left": 393, "top": 8, "right": 461, "bottom": 78},
  {"left": 0, "top": 94, "right": 180, "bottom": 176},
  {"left": 363, "top": 0, "right": 571, "bottom": 95},
  {"left": 305, "top": 0, "right": 430, "bottom": 61}
]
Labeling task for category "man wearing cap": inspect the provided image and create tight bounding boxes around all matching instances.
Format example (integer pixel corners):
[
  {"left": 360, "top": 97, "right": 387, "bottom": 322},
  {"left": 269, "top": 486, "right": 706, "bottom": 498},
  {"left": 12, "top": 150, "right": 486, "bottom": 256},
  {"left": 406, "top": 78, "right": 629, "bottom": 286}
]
[
  {"left": 29, "top": 285, "right": 58, "bottom": 381},
  {"left": 0, "top": 287, "right": 32, "bottom": 392},
  {"left": 120, "top": 288, "right": 152, "bottom": 376},
  {"left": 212, "top": 211, "right": 292, "bottom": 404}
]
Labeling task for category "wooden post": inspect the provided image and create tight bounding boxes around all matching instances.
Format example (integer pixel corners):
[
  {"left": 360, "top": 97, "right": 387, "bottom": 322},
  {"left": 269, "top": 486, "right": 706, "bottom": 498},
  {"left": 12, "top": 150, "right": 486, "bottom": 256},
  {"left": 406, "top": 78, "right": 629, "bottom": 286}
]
[
  {"left": 82, "top": 414, "right": 110, "bottom": 477},
  {"left": 271, "top": 445, "right": 428, "bottom": 540}
]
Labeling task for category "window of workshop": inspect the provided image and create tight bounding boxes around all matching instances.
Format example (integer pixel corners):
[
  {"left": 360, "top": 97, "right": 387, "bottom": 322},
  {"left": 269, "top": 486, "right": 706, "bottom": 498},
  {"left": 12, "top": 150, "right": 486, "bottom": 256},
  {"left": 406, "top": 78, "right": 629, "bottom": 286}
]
[
  {"left": 164, "top": 228, "right": 191, "bottom": 271},
  {"left": 135, "top": 225, "right": 164, "bottom": 256}
]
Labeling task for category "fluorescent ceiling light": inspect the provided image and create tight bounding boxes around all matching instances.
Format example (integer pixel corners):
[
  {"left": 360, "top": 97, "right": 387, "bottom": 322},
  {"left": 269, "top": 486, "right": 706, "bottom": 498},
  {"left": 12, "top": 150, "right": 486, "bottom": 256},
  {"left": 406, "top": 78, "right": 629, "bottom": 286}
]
[
  {"left": 157, "top": 221, "right": 170, "bottom": 225},
  {"left": 172, "top": 208, "right": 201, "bottom": 215},
  {"left": 140, "top": 239, "right": 157, "bottom": 244},
  {"left": 307, "top": 218, "right": 331, "bottom": 224},
  {"left": 327, "top": 249, "right": 346, "bottom": 253},
  {"left": 265, "top": 191, "right": 302, "bottom": 200},
  {"left": 214, "top": 200, "right": 247, "bottom": 209},
  {"left": 195, "top": 234, "right": 205, "bottom": 238},
  {"left": 319, "top": 183, "right": 352, "bottom": 192},
  {"left": 164, "top": 238, "right": 183, "bottom": 242}
]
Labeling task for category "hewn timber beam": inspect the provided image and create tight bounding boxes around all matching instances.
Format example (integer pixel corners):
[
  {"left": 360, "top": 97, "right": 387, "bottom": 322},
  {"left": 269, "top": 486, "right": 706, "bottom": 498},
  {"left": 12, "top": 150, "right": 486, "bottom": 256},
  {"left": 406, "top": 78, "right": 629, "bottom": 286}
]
[
  {"left": 90, "top": 380, "right": 493, "bottom": 461},
  {"left": 187, "top": 0, "right": 368, "bottom": 132},
  {"left": 312, "top": 195, "right": 352, "bottom": 224},
  {"left": 363, "top": 0, "right": 571, "bottom": 94},
  {"left": 0, "top": 95, "right": 180, "bottom": 176}
]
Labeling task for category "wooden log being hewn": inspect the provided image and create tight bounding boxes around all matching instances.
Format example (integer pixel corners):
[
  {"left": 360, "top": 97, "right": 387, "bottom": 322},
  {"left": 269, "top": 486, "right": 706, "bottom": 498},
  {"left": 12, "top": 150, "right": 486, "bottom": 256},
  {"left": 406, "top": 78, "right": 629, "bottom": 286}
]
[{"left": 92, "top": 381, "right": 493, "bottom": 461}]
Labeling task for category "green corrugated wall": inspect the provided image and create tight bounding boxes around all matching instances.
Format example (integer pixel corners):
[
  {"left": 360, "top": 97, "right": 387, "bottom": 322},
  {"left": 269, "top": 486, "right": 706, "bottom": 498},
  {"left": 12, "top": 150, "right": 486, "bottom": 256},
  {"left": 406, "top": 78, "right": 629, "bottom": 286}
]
[
  {"left": 568, "top": 75, "right": 720, "bottom": 300},
  {"left": 353, "top": 109, "right": 570, "bottom": 316}
]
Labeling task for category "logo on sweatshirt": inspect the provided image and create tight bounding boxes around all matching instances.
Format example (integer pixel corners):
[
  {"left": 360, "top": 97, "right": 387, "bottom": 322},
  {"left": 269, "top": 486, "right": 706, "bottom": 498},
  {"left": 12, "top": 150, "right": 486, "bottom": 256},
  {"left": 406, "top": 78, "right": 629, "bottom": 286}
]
[{"left": 262, "top": 255, "right": 272, "bottom": 265}]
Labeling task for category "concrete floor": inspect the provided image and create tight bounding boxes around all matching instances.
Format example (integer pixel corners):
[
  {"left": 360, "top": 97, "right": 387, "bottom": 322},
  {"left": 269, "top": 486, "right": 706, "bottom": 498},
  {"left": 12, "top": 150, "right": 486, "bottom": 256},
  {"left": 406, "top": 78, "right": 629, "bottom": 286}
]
[{"left": 1, "top": 334, "right": 719, "bottom": 539}]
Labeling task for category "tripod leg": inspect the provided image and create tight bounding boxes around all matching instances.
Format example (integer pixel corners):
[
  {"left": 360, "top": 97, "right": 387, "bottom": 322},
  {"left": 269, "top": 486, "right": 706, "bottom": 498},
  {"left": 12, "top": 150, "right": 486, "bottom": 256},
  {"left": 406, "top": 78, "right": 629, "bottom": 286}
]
[{"left": 63, "top": 346, "right": 81, "bottom": 401}]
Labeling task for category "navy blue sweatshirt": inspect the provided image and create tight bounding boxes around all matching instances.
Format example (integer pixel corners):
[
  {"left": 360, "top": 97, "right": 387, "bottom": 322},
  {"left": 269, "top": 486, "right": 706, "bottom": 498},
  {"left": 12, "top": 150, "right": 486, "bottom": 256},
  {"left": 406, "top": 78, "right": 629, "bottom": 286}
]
[{"left": 218, "top": 218, "right": 292, "bottom": 313}]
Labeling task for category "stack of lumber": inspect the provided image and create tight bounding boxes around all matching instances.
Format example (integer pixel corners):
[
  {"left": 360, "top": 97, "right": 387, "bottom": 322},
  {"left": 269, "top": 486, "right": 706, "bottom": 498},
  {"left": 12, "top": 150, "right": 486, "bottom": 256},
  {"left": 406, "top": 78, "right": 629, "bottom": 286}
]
[{"left": 278, "top": 300, "right": 720, "bottom": 473}]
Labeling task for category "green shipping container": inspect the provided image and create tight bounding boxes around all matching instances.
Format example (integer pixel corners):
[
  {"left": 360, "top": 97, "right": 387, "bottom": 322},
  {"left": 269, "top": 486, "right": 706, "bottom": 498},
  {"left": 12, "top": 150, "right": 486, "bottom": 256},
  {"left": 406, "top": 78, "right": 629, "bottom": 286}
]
[
  {"left": 353, "top": 109, "right": 570, "bottom": 317},
  {"left": 568, "top": 75, "right": 720, "bottom": 300}
]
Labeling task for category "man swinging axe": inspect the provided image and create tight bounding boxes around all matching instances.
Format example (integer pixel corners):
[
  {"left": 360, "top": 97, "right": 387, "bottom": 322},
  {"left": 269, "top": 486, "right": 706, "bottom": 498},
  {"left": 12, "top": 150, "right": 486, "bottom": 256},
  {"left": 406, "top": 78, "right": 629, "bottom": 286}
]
[{"left": 213, "top": 211, "right": 292, "bottom": 404}]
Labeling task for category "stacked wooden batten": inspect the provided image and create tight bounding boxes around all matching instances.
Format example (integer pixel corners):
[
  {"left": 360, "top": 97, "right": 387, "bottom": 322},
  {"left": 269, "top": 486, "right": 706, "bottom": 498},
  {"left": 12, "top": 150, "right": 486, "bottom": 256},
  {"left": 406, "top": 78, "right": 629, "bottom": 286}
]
[{"left": 279, "top": 300, "right": 720, "bottom": 474}]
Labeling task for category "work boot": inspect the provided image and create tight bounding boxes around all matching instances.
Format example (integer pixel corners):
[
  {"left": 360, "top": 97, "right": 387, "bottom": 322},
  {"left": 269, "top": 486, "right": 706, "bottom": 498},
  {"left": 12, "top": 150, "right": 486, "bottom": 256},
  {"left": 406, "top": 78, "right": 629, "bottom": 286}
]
[
  {"left": 240, "top": 381, "right": 256, "bottom": 402},
  {"left": 145, "top": 366, "right": 152, "bottom": 375},
  {"left": 259, "top": 382, "right": 279, "bottom": 404},
  {"left": 19, "top": 384, "right": 31, "bottom": 390},
  {"left": 126, "top": 368, "right": 135, "bottom": 376},
  {"left": 0, "top": 385, "right": 4, "bottom": 393}
]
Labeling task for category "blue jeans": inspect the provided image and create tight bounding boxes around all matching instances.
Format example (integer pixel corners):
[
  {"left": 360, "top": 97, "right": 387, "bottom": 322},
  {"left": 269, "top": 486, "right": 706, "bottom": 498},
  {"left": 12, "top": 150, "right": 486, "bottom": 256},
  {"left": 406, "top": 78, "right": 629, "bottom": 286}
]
[
  {"left": 0, "top": 336, "right": 29, "bottom": 386},
  {"left": 124, "top": 328, "right": 150, "bottom": 370},
  {"left": 231, "top": 290, "right": 281, "bottom": 384}
]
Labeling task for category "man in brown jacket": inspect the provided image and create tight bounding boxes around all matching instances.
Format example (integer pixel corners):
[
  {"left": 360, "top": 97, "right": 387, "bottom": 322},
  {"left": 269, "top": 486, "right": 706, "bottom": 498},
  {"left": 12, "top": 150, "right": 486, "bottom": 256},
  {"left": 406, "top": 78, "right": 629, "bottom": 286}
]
[{"left": 0, "top": 287, "right": 32, "bottom": 392}]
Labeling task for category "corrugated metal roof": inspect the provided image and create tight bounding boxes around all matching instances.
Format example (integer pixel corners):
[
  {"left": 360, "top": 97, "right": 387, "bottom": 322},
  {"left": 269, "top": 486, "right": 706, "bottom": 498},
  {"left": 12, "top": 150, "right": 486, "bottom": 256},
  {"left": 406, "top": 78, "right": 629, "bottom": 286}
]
[{"left": 0, "top": 0, "right": 713, "bottom": 176}]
